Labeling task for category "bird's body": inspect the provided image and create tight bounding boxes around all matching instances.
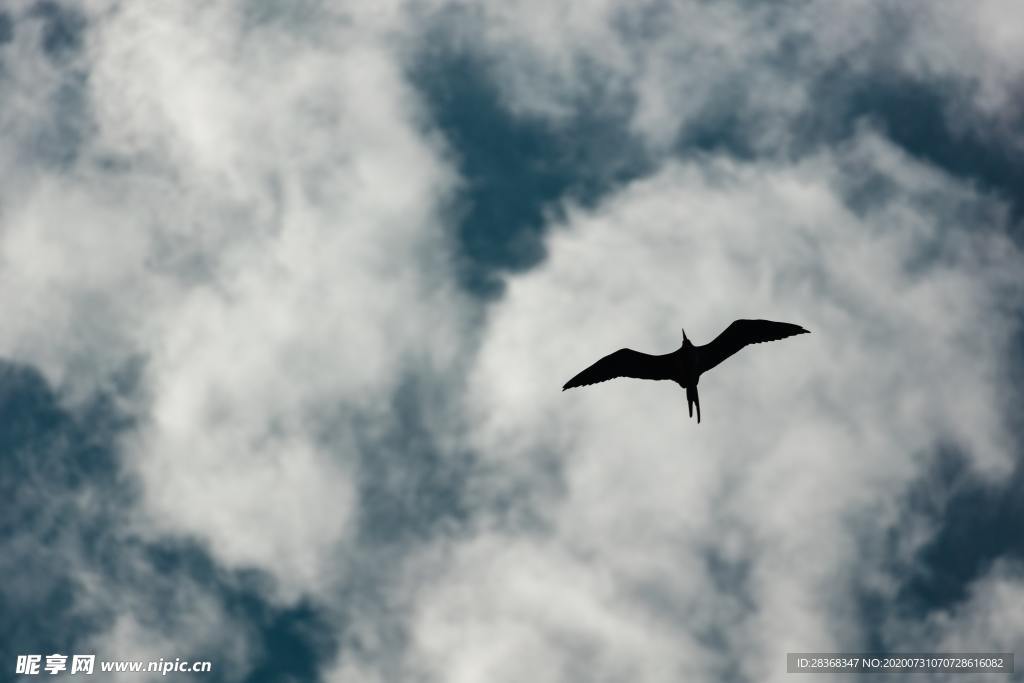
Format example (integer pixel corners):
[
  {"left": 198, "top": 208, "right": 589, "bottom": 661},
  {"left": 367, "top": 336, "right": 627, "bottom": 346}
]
[{"left": 561, "top": 319, "right": 809, "bottom": 422}]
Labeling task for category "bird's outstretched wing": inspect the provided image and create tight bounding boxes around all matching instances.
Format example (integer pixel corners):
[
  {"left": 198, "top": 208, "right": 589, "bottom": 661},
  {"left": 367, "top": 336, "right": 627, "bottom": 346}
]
[
  {"left": 697, "top": 319, "right": 809, "bottom": 374},
  {"left": 562, "top": 348, "right": 668, "bottom": 390}
]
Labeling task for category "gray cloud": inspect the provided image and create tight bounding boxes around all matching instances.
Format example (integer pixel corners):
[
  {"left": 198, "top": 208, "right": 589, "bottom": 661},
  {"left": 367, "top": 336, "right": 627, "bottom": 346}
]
[{"left": 1, "top": 2, "right": 1022, "bottom": 682}]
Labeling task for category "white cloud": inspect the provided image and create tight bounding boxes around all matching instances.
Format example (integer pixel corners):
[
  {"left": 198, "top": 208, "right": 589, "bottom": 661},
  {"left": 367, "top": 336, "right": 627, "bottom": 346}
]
[
  {"left": 2, "top": 1, "right": 1024, "bottom": 682},
  {"left": 410, "top": 535, "right": 708, "bottom": 683},
  {"left": 405, "top": 132, "right": 1023, "bottom": 682},
  {"left": 1, "top": 0, "right": 472, "bottom": 600},
  {"left": 1, "top": 0, "right": 471, "bottom": 668}
]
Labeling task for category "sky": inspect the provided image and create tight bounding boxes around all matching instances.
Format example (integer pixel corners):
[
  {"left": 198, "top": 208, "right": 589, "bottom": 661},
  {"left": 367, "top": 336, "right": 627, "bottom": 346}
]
[{"left": 1, "top": 1, "right": 1023, "bottom": 682}]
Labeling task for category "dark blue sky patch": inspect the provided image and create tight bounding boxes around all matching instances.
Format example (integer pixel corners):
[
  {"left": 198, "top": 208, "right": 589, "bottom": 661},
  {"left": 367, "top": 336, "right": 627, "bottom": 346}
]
[
  {"left": 803, "top": 71, "right": 1024, "bottom": 226},
  {"left": 908, "top": 469, "right": 1024, "bottom": 611},
  {"left": 241, "top": 601, "right": 336, "bottom": 683},
  {"left": 0, "top": 362, "right": 126, "bottom": 668},
  {"left": 0, "top": 11, "right": 13, "bottom": 46},
  {"left": 142, "top": 540, "right": 339, "bottom": 683},
  {"left": 414, "top": 51, "right": 648, "bottom": 297},
  {"left": 867, "top": 442, "right": 1024, "bottom": 625},
  {"left": 0, "top": 363, "right": 67, "bottom": 454},
  {"left": 29, "top": 1, "right": 85, "bottom": 62}
]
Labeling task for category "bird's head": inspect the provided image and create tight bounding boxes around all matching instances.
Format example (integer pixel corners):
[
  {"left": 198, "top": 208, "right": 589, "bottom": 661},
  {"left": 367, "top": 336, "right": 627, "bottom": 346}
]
[{"left": 681, "top": 328, "right": 691, "bottom": 346}]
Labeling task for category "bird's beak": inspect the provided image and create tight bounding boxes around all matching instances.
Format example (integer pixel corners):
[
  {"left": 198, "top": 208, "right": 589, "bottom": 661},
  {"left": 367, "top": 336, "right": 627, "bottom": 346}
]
[{"left": 681, "top": 328, "right": 687, "bottom": 341}]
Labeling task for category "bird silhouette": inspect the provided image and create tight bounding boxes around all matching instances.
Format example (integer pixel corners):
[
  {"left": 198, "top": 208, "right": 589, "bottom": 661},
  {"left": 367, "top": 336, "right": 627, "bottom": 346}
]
[{"left": 562, "top": 319, "right": 809, "bottom": 422}]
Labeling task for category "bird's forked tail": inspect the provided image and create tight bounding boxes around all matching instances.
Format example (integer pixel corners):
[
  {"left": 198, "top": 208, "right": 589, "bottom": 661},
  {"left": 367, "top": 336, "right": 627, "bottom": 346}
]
[{"left": 686, "top": 385, "right": 701, "bottom": 423}]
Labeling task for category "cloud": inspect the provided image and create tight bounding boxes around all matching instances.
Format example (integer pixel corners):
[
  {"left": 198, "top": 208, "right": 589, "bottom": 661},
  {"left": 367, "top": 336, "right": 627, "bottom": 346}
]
[
  {"left": 2, "top": 0, "right": 471, "bottom": 671},
  {"left": 420, "top": 0, "right": 1024, "bottom": 159},
  {"left": 886, "top": 559, "right": 1024, "bottom": 683},
  {"left": 404, "top": 131, "right": 1023, "bottom": 682},
  {"left": 2, "top": 1, "right": 1023, "bottom": 682},
  {"left": 2, "top": 0, "right": 471, "bottom": 599},
  {"left": 895, "top": 0, "right": 1024, "bottom": 122},
  {"left": 0, "top": 361, "right": 253, "bottom": 681}
]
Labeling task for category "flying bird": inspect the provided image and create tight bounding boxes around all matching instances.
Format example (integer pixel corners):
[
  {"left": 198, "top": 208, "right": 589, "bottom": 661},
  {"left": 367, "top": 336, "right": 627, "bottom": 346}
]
[{"left": 562, "top": 319, "right": 809, "bottom": 423}]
